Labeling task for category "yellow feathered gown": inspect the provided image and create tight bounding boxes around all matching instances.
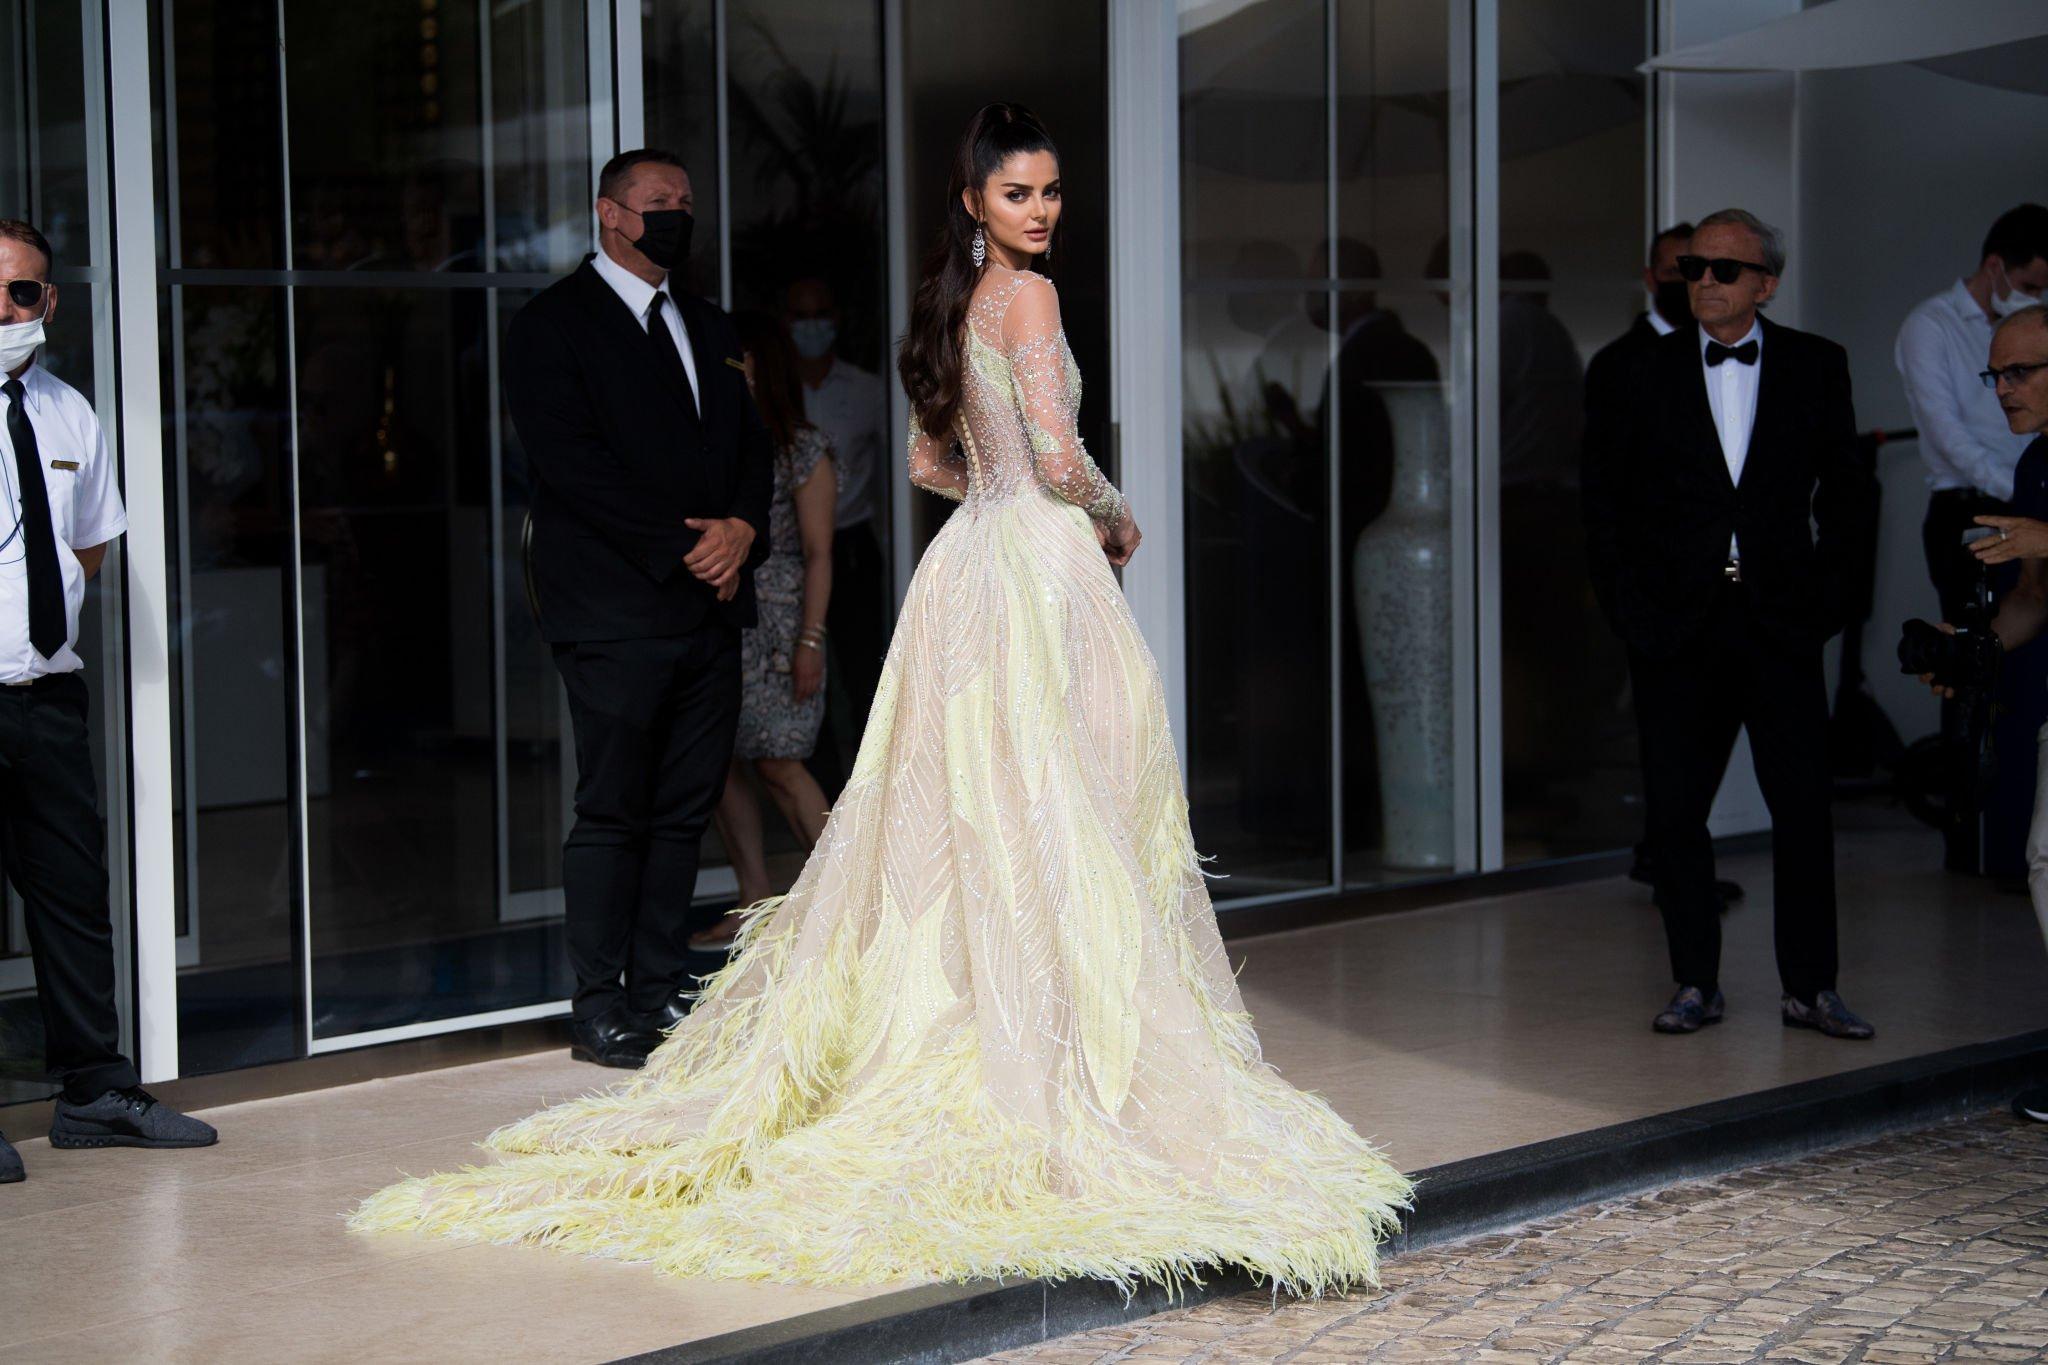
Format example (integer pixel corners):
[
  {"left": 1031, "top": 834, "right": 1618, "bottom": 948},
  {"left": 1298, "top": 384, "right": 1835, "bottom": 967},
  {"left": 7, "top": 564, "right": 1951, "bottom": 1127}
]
[{"left": 353, "top": 265, "right": 1411, "bottom": 1293}]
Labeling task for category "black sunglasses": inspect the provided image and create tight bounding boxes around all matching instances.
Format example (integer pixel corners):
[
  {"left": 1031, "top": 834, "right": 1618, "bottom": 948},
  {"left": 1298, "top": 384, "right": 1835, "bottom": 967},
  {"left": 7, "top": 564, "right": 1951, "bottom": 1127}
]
[
  {"left": 1676, "top": 255, "right": 1772, "bottom": 285},
  {"left": 1980, "top": 360, "right": 2048, "bottom": 391},
  {"left": 4, "top": 278, "right": 48, "bottom": 310}
]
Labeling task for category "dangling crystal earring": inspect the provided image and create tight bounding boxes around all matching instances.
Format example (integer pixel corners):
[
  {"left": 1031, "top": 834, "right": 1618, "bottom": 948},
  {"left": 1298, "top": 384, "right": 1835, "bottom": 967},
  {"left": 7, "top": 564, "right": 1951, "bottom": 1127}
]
[
  {"left": 1044, "top": 235, "right": 1053, "bottom": 264},
  {"left": 971, "top": 222, "right": 986, "bottom": 269}
]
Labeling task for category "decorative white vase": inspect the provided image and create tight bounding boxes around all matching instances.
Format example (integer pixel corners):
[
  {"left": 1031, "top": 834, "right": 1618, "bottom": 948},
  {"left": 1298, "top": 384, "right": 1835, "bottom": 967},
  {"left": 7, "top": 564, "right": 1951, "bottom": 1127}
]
[{"left": 1353, "top": 383, "right": 1455, "bottom": 870}]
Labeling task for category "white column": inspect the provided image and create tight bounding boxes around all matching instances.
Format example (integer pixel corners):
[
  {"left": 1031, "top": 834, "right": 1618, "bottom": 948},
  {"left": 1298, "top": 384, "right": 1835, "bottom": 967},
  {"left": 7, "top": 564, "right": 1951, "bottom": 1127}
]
[
  {"left": 105, "top": 0, "right": 177, "bottom": 1082},
  {"left": 1107, "top": 0, "right": 1187, "bottom": 771},
  {"left": 614, "top": 0, "right": 645, "bottom": 150},
  {"left": 1472, "top": 0, "right": 1502, "bottom": 871}
]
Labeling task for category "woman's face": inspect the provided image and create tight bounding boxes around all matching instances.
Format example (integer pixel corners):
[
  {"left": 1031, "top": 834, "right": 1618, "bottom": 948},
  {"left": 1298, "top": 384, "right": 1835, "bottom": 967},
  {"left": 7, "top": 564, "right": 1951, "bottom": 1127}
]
[{"left": 965, "top": 150, "right": 1061, "bottom": 264}]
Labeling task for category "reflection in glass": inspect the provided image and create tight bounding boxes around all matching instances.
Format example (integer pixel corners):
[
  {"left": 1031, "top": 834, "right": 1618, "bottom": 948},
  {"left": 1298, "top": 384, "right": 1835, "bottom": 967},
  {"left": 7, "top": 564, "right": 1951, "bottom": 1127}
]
[
  {"left": 643, "top": 0, "right": 724, "bottom": 302},
  {"left": 164, "top": 286, "right": 301, "bottom": 1073},
  {"left": 1182, "top": 0, "right": 1462, "bottom": 899},
  {"left": 1498, "top": 0, "right": 1645, "bottom": 862}
]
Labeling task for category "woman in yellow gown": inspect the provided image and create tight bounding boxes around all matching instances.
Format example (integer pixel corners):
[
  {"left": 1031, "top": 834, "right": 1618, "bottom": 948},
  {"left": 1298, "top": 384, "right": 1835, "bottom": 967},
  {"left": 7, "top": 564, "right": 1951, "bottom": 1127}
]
[{"left": 354, "top": 103, "right": 1410, "bottom": 1295}]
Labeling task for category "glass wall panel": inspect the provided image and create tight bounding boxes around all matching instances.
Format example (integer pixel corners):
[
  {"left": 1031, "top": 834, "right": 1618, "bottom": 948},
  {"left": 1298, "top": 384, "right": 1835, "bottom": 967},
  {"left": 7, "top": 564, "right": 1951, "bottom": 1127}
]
[
  {"left": 1497, "top": 0, "right": 1646, "bottom": 863},
  {"left": 285, "top": 0, "right": 589, "bottom": 1039},
  {"left": 643, "top": 0, "right": 723, "bottom": 302},
  {"left": 1181, "top": 0, "right": 1468, "bottom": 901},
  {"left": 1, "top": 0, "right": 129, "bottom": 1102},
  {"left": 156, "top": 0, "right": 300, "bottom": 1073},
  {"left": 157, "top": 0, "right": 590, "bottom": 1050}
]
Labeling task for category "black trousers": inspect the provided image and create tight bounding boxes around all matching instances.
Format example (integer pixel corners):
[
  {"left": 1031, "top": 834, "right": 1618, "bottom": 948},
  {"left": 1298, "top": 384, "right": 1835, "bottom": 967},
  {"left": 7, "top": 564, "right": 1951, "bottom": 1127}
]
[
  {"left": 1631, "top": 587, "right": 1838, "bottom": 1002},
  {"left": 2, "top": 674, "right": 137, "bottom": 1102},
  {"left": 553, "top": 628, "right": 741, "bottom": 1021},
  {"left": 811, "top": 519, "right": 887, "bottom": 795}
]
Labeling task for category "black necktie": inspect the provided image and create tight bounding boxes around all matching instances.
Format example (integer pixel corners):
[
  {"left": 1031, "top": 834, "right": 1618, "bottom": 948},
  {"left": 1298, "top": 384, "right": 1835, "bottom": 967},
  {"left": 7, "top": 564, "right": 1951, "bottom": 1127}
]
[
  {"left": 1704, "top": 339, "right": 1759, "bottom": 367},
  {"left": 644, "top": 293, "right": 699, "bottom": 418},
  {"left": 3, "top": 378, "right": 66, "bottom": 658}
]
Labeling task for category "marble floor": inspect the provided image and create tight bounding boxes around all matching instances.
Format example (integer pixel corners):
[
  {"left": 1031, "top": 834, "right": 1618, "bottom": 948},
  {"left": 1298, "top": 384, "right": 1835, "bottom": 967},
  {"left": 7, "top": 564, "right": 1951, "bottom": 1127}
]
[{"left": 2, "top": 808, "right": 2044, "bottom": 1363}]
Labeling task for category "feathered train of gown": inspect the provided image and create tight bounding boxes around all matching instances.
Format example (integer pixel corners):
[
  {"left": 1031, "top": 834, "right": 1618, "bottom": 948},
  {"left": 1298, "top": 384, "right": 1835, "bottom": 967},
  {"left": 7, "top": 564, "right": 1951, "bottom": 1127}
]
[{"left": 352, "top": 264, "right": 1412, "bottom": 1293}]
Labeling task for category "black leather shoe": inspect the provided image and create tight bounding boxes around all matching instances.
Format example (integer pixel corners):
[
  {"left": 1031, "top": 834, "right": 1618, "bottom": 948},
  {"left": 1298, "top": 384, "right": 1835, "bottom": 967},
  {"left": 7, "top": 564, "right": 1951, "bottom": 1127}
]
[
  {"left": 49, "top": 1087, "right": 218, "bottom": 1150},
  {"left": 2014, "top": 1086, "right": 2048, "bottom": 1124},
  {"left": 0, "top": 1129, "right": 21, "bottom": 1183},
  {"left": 1782, "top": 990, "right": 1874, "bottom": 1040},
  {"left": 1653, "top": 985, "right": 1725, "bottom": 1034},
  {"left": 568, "top": 1010, "right": 658, "bottom": 1069},
  {"left": 637, "top": 994, "right": 693, "bottom": 1036}
]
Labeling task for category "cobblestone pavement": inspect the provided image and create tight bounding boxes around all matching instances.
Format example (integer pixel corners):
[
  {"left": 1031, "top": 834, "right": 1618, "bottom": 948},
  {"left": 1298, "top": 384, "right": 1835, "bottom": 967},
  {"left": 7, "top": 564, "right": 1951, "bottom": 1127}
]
[{"left": 974, "top": 1112, "right": 2048, "bottom": 1364}]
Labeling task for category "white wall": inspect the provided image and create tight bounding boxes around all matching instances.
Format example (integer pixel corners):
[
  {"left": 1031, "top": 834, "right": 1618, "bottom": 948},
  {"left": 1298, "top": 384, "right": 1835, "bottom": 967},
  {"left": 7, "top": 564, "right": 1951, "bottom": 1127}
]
[
  {"left": 1799, "top": 62, "right": 2048, "bottom": 748},
  {"left": 1658, "top": 0, "right": 1802, "bottom": 836}
]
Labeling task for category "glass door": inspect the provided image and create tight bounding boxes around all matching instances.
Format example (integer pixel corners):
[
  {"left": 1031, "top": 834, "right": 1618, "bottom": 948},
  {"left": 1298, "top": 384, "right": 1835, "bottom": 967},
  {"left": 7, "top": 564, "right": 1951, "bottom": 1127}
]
[{"left": 155, "top": 0, "right": 594, "bottom": 1060}]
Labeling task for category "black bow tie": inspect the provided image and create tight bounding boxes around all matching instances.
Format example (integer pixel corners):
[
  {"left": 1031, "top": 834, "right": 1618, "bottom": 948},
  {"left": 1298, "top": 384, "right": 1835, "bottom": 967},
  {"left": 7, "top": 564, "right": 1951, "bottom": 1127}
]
[{"left": 1705, "top": 339, "right": 1759, "bottom": 367}]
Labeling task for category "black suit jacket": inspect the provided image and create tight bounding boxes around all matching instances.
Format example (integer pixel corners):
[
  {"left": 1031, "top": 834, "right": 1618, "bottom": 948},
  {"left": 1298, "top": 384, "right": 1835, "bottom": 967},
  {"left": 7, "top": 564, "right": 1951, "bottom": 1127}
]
[
  {"left": 1581, "top": 315, "right": 1877, "bottom": 660},
  {"left": 507, "top": 256, "right": 774, "bottom": 643}
]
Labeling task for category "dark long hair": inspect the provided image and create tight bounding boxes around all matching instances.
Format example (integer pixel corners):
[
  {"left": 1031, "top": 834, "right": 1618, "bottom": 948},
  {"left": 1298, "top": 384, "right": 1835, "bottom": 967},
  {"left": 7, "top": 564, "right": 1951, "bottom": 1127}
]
[
  {"left": 733, "top": 309, "right": 809, "bottom": 450},
  {"left": 898, "top": 103, "right": 1059, "bottom": 442}
]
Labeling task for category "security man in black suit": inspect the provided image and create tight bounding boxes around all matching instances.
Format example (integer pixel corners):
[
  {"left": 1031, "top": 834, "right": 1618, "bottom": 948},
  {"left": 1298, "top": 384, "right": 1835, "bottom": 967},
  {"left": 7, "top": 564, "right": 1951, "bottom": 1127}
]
[
  {"left": 1582, "top": 208, "right": 1879, "bottom": 1041},
  {"left": 1587, "top": 221, "right": 1741, "bottom": 909},
  {"left": 505, "top": 150, "right": 773, "bottom": 1068}
]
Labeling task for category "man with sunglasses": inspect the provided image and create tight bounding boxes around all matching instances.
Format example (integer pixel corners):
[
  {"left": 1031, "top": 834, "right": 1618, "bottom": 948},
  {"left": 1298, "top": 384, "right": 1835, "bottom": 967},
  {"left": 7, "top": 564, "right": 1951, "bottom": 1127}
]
[
  {"left": 1915, "top": 303, "right": 2048, "bottom": 1122},
  {"left": 1583, "top": 208, "right": 1879, "bottom": 1041},
  {"left": 0, "top": 221, "right": 215, "bottom": 1185}
]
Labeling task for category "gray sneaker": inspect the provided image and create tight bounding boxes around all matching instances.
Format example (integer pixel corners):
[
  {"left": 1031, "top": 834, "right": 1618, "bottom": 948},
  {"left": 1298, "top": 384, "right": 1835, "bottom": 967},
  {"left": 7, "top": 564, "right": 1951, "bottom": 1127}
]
[
  {"left": 1782, "top": 990, "right": 1875, "bottom": 1040},
  {"left": 0, "top": 1129, "right": 21, "bottom": 1183},
  {"left": 49, "top": 1087, "right": 218, "bottom": 1150}
]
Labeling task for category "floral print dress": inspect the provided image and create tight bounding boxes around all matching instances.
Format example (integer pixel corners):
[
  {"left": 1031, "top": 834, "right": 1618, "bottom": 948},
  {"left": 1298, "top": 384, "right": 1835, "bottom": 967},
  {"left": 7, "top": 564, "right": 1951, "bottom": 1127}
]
[{"left": 734, "top": 423, "right": 833, "bottom": 760}]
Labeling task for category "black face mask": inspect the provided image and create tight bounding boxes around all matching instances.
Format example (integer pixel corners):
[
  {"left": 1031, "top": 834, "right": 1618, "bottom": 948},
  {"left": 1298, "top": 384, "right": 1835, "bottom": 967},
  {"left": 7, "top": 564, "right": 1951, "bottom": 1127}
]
[
  {"left": 627, "top": 207, "right": 694, "bottom": 270},
  {"left": 1653, "top": 278, "right": 1693, "bottom": 329}
]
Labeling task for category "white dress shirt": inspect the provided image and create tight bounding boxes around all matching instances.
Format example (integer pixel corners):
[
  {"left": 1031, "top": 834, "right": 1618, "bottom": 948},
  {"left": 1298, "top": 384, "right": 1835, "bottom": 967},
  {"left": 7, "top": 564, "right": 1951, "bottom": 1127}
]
[
  {"left": 590, "top": 246, "right": 700, "bottom": 412},
  {"left": 0, "top": 361, "right": 128, "bottom": 681},
  {"left": 803, "top": 360, "right": 885, "bottom": 528},
  {"left": 1701, "top": 319, "right": 1762, "bottom": 559},
  {"left": 1894, "top": 279, "right": 2030, "bottom": 500}
]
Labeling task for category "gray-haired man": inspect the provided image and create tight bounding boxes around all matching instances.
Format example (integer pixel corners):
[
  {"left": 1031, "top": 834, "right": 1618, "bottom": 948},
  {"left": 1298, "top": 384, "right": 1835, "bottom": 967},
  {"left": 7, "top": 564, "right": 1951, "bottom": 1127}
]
[{"left": 1583, "top": 208, "right": 1880, "bottom": 1040}]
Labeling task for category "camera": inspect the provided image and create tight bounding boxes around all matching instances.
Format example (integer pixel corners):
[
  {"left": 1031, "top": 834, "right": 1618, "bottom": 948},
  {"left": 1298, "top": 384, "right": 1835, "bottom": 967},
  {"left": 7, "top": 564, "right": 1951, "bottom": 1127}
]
[
  {"left": 1897, "top": 617, "right": 2002, "bottom": 693},
  {"left": 1897, "top": 526, "right": 2003, "bottom": 873}
]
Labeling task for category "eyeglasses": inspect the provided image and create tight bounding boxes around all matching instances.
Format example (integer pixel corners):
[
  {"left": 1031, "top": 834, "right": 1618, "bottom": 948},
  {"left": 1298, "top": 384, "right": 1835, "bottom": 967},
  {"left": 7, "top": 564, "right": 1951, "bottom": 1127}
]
[
  {"left": 1676, "top": 255, "right": 1773, "bottom": 285},
  {"left": 3, "top": 279, "right": 48, "bottom": 310},
  {"left": 1980, "top": 359, "right": 2048, "bottom": 390}
]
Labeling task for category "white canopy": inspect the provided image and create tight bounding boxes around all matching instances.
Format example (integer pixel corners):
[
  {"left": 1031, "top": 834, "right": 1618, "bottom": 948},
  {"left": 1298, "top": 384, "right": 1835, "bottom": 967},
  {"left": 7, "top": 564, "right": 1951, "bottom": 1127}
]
[{"left": 1642, "top": 0, "right": 2048, "bottom": 95}]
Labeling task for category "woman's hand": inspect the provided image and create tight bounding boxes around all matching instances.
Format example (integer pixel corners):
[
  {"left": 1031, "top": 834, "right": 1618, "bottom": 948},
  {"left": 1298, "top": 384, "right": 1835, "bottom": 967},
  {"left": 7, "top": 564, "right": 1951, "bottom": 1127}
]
[
  {"left": 1104, "top": 510, "right": 1141, "bottom": 567},
  {"left": 791, "top": 643, "right": 824, "bottom": 703},
  {"left": 1970, "top": 515, "right": 2048, "bottom": 564}
]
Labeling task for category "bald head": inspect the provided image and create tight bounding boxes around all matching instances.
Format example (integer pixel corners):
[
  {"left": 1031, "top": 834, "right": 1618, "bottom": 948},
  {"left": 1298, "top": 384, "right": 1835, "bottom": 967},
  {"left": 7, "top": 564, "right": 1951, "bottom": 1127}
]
[{"left": 1989, "top": 303, "right": 2048, "bottom": 436}]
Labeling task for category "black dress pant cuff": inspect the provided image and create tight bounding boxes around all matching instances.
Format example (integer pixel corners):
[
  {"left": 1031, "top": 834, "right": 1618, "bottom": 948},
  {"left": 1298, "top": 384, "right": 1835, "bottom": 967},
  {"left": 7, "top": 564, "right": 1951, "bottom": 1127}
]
[{"left": 60, "top": 1058, "right": 139, "bottom": 1105}]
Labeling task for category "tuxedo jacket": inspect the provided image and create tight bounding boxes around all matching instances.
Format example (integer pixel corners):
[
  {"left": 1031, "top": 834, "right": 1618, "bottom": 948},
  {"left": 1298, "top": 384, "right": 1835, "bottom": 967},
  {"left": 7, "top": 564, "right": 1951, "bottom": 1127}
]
[
  {"left": 507, "top": 256, "right": 774, "bottom": 643},
  {"left": 1581, "top": 315, "right": 1877, "bottom": 660}
]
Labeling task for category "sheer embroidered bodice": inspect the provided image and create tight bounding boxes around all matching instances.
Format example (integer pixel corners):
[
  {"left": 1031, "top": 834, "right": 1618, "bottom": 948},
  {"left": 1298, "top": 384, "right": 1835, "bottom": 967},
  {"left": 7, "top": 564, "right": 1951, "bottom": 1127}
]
[
  {"left": 907, "top": 267, "right": 1126, "bottom": 524},
  {"left": 354, "top": 262, "right": 1409, "bottom": 1294}
]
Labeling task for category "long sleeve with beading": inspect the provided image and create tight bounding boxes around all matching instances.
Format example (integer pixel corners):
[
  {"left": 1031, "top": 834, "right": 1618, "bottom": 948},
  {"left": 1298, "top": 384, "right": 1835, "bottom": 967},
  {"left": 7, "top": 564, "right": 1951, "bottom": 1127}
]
[
  {"left": 906, "top": 414, "right": 969, "bottom": 501},
  {"left": 1001, "top": 277, "right": 1127, "bottom": 524}
]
